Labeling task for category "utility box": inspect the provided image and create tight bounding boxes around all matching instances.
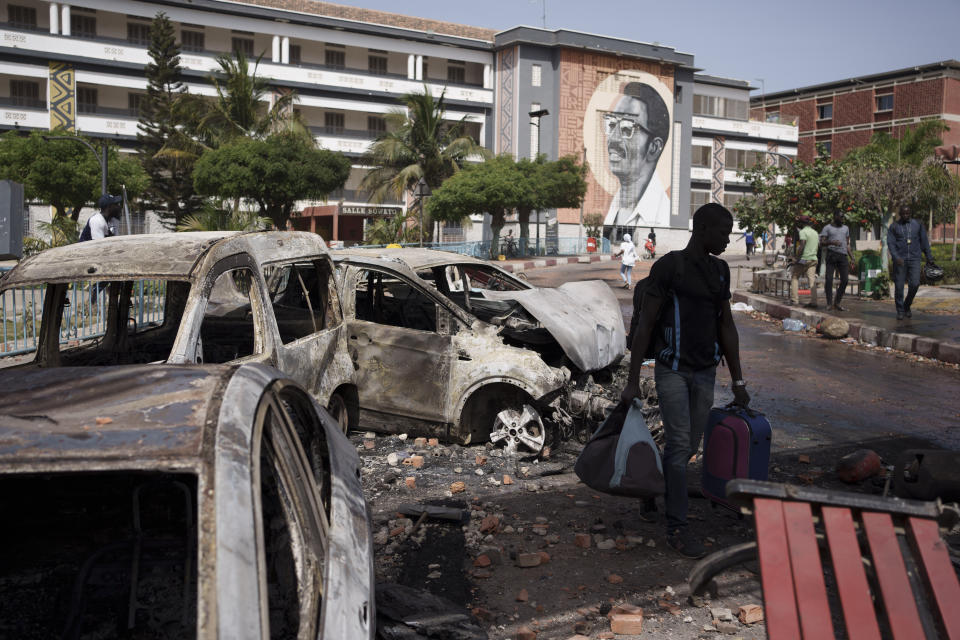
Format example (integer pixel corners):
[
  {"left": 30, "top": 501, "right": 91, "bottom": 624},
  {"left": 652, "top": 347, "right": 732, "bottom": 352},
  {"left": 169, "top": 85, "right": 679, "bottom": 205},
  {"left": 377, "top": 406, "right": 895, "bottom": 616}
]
[{"left": 0, "top": 180, "right": 25, "bottom": 260}]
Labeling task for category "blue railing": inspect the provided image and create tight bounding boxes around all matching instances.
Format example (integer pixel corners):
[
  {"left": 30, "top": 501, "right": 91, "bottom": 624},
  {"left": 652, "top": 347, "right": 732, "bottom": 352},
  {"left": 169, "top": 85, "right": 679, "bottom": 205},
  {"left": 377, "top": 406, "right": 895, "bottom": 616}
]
[
  {"left": 355, "top": 237, "right": 610, "bottom": 259},
  {"left": 1, "top": 271, "right": 166, "bottom": 358}
]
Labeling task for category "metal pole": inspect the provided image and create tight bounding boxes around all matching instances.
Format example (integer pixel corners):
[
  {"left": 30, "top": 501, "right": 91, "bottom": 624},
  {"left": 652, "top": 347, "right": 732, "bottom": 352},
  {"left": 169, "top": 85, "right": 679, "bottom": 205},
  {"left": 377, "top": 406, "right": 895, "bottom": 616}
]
[
  {"left": 578, "top": 146, "right": 585, "bottom": 254},
  {"left": 534, "top": 121, "right": 540, "bottom": 256},
  {"left": 418, "top": 196, "right": 423, "bottom": 247},
  {"left": 100, "top": 143, "right": 108, "bottom": 197}
]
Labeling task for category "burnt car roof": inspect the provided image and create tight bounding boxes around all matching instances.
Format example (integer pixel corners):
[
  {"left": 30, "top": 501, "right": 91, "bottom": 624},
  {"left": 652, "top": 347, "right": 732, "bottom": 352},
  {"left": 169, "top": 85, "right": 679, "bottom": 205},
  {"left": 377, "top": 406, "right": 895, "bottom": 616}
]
[
  {"left": 1, "top": 231, "right": 332, "bottom": 287},
  {"left": 0, "top": 365, "right": 231, "bottom": 471},
  {"left": 333, "top": 247, "right": 491, "bottom": 271}
]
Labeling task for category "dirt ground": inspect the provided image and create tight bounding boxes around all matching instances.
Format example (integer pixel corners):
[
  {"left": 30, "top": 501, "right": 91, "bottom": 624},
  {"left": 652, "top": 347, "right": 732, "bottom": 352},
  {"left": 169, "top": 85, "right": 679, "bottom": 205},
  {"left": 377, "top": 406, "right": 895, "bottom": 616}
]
[{"left": 359, "top": 309, "right": 960, "bottom": 640}]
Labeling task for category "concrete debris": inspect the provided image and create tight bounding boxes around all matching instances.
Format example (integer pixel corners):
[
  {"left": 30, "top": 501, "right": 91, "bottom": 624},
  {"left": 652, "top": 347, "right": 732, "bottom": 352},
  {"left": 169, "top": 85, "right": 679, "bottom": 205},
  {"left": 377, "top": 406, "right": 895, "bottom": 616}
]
[{"left": 738, "top": 604, "right": 764, "bottom": 624}]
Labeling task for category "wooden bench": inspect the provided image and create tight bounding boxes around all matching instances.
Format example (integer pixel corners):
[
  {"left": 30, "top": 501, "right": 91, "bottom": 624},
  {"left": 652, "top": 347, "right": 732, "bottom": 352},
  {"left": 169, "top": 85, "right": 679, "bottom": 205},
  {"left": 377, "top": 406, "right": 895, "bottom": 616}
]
[{"left": 690, "top": 480, "right": 960, "bottom": 639}]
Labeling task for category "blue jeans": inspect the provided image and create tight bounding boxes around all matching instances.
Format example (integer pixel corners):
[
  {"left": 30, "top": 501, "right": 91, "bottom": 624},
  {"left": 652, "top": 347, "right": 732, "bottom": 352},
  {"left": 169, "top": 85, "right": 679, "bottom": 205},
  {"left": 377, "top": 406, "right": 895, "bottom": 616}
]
[
  {"left": 620, "top": 263, "right": 633, "bottom": 286},
  {"left": 892, "top": 259, "right": 921, "bottom": 313},
  {"left": 655, "top": 362, "right": 716, "bottom": 531}
]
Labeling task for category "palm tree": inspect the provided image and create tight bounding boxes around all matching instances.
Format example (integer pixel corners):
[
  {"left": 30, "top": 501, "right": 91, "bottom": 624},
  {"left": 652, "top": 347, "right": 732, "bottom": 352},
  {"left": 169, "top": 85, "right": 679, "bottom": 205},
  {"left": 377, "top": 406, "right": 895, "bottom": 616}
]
[
  {"left": 360, "top": 86, "right": 488, "bottom": 216},
  {"left": 176, "top": 200, "right": 270, "bottom": 232}
]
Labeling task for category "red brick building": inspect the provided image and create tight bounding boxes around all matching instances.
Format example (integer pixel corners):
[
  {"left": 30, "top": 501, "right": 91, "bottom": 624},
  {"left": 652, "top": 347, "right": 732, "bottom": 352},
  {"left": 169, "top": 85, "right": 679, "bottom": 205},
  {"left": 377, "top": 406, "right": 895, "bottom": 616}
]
[{"left": 751, "top": 60, "right": 960, "bottom": 163}]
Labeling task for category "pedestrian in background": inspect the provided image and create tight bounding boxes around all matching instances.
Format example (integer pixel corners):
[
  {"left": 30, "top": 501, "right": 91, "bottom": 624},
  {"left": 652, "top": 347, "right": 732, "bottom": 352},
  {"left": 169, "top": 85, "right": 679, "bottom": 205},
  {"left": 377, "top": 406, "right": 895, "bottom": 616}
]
[
  {"left": 887, "top": 204, "right": 935, "bottom": 320},
  {"left": 789, "top": 214, "right": 819, "bottom": 308},
  {"left": 621, "top": 203, "right": 750, "bottom": 558},
  {"left": 744, "top": 230, "right": 755, "bottom": 260},
  {"left": 819, "top": 210, "right": 854, "bottom": 311},
  {"left": 614, "top": 233, "right": 638, "bottom": 289}
]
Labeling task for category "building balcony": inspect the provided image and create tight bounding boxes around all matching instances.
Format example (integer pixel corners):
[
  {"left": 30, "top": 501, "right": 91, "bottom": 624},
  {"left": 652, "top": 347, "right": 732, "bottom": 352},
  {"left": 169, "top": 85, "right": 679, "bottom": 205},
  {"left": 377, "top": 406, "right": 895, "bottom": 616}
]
[
  {"left": 329, "top": 188, "right": 403, "bottom": 206},
  {"left": 0, "top": 24, "right": 494, "bottom": 105}
]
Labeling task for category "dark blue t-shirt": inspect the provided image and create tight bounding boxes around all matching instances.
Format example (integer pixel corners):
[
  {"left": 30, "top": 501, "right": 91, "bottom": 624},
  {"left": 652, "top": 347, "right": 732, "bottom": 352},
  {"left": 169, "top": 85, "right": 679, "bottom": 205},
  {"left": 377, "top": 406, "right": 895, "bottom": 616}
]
[{"left": 645, "top": 250, "right": 731, "bottom": 372}]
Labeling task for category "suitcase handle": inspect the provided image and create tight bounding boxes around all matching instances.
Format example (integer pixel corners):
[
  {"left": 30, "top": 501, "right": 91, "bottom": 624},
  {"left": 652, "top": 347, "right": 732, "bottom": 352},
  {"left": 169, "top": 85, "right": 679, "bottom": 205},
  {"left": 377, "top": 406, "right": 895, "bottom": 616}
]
[{"left": 723, "top": 401, "right": 760, "bottom": 418}]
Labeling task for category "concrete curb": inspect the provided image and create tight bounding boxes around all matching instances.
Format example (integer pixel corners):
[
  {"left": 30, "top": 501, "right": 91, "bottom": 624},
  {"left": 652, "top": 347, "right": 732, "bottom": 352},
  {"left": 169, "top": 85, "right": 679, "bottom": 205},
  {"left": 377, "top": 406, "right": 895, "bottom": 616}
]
[
  {"left": 733, "top": 291, "right": 960, "bottom": 365},
  {"left": 495, "top": 254, "right": 614, "bottom": 273}
]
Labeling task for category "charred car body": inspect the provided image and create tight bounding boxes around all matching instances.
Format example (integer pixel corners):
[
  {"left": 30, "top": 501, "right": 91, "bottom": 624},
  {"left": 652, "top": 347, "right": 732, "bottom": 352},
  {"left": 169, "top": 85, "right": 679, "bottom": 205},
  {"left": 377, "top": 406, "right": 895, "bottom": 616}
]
[
  {"left": 0, "top": 363, "right": 374, "bottom": 639},
  {"left": 333, "top": 249, "right": 625, "bottom": 453},
  {"left": 0, "top": 232, "right": 359, "bottom": 431}
]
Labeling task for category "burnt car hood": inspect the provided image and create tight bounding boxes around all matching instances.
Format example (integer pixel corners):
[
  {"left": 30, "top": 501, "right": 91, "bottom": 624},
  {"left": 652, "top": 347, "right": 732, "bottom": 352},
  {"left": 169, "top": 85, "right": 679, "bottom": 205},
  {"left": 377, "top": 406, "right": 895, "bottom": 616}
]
[{"left": 480, "top": 280, "right": 625, "bottom": 372}]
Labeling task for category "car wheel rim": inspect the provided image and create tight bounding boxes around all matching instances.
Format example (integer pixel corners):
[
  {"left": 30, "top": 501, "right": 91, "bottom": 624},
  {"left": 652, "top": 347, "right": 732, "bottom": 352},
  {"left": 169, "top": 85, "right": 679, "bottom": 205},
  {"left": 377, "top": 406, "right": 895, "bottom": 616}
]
[{"left": 490, "top": 404, "right": 545, "bottom": 456}]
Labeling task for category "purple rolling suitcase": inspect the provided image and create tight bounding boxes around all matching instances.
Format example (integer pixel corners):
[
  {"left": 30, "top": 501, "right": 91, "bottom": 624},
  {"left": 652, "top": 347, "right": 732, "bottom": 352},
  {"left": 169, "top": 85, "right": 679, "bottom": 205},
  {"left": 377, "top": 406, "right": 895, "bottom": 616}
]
[{"left": 701, "top": 404, "right": 772, "bottom": 510}]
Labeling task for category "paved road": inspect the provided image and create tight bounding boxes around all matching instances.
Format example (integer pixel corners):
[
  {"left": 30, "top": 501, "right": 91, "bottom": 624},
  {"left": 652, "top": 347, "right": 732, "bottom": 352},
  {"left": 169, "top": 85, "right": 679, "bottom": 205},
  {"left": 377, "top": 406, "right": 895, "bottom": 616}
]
[{"left": 524, "top": 260, "right": 960, "bottom": 451}]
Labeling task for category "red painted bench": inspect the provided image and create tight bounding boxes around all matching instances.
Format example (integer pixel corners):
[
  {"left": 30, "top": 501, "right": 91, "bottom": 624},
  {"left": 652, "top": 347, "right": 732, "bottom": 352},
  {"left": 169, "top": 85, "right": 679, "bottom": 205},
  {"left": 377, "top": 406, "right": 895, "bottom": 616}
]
[{"left": 690, "top": 480, "right": 960, "bottom": 639}]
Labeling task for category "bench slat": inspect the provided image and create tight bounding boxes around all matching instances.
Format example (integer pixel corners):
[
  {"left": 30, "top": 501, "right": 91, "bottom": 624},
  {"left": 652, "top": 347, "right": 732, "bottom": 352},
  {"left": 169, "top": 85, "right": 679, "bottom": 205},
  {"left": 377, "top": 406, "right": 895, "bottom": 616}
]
[
  {"left": 907, "top": 517, "right": 960, "bottom": 639},
  {"left": 862, "top": 512, "right": 925, "bottom": 639},
  {"left": 754, "top": 498, "right": 802, "bottom": 639},
  {"left": 782, "top": 502, "right": 835, "bottom": 638},
  {"left": 822, "top": 506, "right": 882, "bottom": 640}
]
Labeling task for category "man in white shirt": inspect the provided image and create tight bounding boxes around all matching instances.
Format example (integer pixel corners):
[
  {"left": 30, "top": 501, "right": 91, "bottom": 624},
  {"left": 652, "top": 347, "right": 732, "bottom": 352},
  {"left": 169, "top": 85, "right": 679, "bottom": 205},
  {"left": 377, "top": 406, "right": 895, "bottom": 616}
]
[
  {"left": 614, "top": 233, "right": 639, "bottom": 288},
  {"left": 603, "top": 82, "right": 671, "bottom": 230},
  {"left": 79, "top": 194, "right": 122, "bottom": 241}
]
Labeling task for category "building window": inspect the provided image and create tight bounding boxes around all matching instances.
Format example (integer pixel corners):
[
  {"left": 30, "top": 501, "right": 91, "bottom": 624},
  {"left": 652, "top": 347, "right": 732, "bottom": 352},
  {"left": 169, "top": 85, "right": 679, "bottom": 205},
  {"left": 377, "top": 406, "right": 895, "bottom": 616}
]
[
  {"left": 77, "top": 87, "right": 98, "bottom": 114},
  {"left": 70, "top": 14, "right": 97, "bottom": 38},
  {"left": 447, "top": 64, "right": 465, "bottom": 85},
  {"left": 289, "top": 44, "right": 301, "bottom": 65},
  {"left": 367, "top": 115, "right": 386, "bottom": 137},
  {"left": 692, "top": 95, "right": 748, "bottom": 120},
  {"left": 765, "top": 111, "right": 781, "bottom": 123},
  {"left": 816, "top": 139, "right": 832, "bottom": 156},
  {"left": 816, "top": 103, "right": 833, "bottom": 120},
  {"left": 324, "top": 112, "right": 344, "bottom": 135},
  {"left": 531, "top": 64, "right": 542, "bottom": 87},
  {"left": 875, "top": 93, "right": 894, "bottom": 112},
  {"left": 690, "top": 190, "right": 710, "bottom": 218},
  {"left": 181, "top": 29, "right": 204, "bottom": 52},
  {"left": 368, "top": 55, "right": 387, "bottom": 75},
  {"left": 723, "top": 192, "right": 745, "bottom": 210},
  {"left": 325, "top": 49, "right": 345, "bottom": 70},
  {"left": 232, "top": 36, "right": 254, "bottom": 58},
  {"left": 8, "top": 5, "right": 38, "bottom": 29},
  {"left": 126, "top": 21, "right": 151, "bottom": 45},
  {"left": 128, "top": 93, "right": 144, "bottom": 116},
  {"left": 724, "top": 149, "right": 761, "bottom": 170},
  {"left": 10, "top": 80, "right": 41, "bottom": 108},
  {"left": 692, "top": 145, "right": 711, "bottom": 168}
]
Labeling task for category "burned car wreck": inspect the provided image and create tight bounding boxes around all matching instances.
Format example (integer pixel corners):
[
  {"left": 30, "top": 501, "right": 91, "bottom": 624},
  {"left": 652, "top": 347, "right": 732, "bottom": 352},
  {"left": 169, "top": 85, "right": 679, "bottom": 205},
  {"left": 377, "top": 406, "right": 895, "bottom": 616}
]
[
  {"left": 0, "top": 363, "right": 374, "bottom": 639},
  {"left": 0, "top": 231, "right": 360, "bottom": 432},
  {"left": 333, "top": 250, "right": 624, "bottom": 454}
]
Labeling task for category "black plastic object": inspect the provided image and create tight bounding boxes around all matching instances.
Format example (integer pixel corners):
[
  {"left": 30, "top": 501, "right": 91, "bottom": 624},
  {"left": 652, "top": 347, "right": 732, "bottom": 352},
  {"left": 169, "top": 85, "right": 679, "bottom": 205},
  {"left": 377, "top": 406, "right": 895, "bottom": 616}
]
[{"left": 893, "top": 450, "right": 960, "bottom": 502}]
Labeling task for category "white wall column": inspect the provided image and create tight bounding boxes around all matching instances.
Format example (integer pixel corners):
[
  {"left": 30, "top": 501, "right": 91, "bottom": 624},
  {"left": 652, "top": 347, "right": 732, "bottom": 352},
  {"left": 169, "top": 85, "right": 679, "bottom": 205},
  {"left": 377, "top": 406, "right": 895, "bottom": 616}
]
[
  {"left": 49, "top": 3, "right": 60, "bottom": 34},
  {"left": 415, "top": 55, "right": 423, "bottom": 81},
  {"left": 483, "top": 64, "right": 492, "bottom": 89},
  {"left": 271, "top": 35, "right": 280, "bottom": 63},
  {"left": 60, "top": 4, "right": 70, "bottom": 36},
  {"left": 407, "top": 54, "right": 415, "bottom": 80},
  {"left": 479, "top": 120, "right": 486, "bottom": 147},
  {"left": 281, "top": 37, "right": 290, "bottom": 64}
]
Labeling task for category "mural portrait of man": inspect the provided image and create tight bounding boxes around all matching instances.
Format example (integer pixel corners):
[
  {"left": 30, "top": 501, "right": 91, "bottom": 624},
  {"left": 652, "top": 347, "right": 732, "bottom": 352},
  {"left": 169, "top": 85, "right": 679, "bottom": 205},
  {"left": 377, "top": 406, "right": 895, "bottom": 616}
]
[{"left": 603, "top": 81, "right": 671, "bottom": 228}]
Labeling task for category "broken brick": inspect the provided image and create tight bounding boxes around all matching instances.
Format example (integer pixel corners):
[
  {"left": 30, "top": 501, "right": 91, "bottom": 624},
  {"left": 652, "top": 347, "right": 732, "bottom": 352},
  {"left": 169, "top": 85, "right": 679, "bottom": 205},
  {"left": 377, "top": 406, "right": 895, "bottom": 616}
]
[
  {"left": 404, "top": 476, "right": 416, "bottom": 489},
  {"left": 798, "top": 454, "right": 811, "bottom": 464},
  {"left": 363, "top": 440, "right": 375, "bottom": 449},
  {"left": 503, "top": 474, "right": 514, "bottom": 485},
  {"left": 516, "top": 588, "right": 529, "bottom": 602},
  {"left": 95, "top": 417, "right": 113, "bottom": 425},
  {"left": 608, "top": 604, "right": 643, "bottom": 618},
  {"left": 517, "top": 552, "right": 541, "bottom": 568},
  {"left": 658, "top": 599, "right": 681, "bottom": 616},
  {"left": 538, "top": 551, "right": 551, "bottom": 564},
  {"left": 738, "top": 604, "right": 764, "bottom": 624},
  {"left": 475, "top": 454, "right": 487, "bottom": 465},
  {"left": 471, "top": 607, "right": 492, "bottom": 622},
  {"left": 574, "top": 533, "right": 591, "bottom": 548},
  {"left": 610, "top": 613, "right": 643, "bottom": 635},
  {"left": 414, "top": 437, "right": 427, "bottom": 447},
  {"left": 473, "top": 554, "right": 491, "bottom": 568},
  {"left": 514, "top": 626, "right": 536, "bottom": 640},
  {"left": 389, "top": 527, "right": 404, "bottom": 537},
  {"left": 596, "top": 633, "right": 615, "bottom": 640},
  {"left": 479, "top": 515, "right": 500, "bottom": 533},
  {"left": 606, "top": 573, "right": 623, "bottom": 584},
  {"left": 450, "top": 481, "right": 466, "bottom": 494},
  {"left": 427, "top": 437, "right": 439, "bottom": 447}
]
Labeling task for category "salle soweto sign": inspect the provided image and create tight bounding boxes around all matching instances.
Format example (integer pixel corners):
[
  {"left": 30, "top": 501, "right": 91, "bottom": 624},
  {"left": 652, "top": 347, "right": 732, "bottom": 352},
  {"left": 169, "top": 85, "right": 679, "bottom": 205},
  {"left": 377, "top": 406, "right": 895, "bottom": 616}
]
[{"left": 340, "top": 205, "right": 398, "bottom": 217}]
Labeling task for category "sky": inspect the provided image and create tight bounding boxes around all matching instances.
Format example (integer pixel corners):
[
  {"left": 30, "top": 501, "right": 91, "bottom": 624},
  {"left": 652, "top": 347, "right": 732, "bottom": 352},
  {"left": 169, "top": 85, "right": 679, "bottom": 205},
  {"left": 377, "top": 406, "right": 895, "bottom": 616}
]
[{"left": 325, "top": 0, "right": 960, "bottom": 94}]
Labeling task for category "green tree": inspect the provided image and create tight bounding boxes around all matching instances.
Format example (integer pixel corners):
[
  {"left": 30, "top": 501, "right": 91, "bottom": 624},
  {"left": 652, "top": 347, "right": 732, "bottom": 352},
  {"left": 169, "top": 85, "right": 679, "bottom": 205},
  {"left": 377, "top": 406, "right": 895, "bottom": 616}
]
[
  {"left": 22, "top": 216, "right": 80, "bottom": 256},
  {"left": 0, "top": 130, "right": 148, "bottom": 222},
  {"left": 176, "top": 200, "right": 270, "bottom": 232},
  {"left": 137, "top": 12, "right": 201, "bottom": 230},
  {"left": 360, "top": 86, "right": 489, "bottom": 238},
  {"left": 363, "top": 211, "right": 420, "bottom": 245},
  {"left": 513, "top": 155, "right": 588, "bottom": 255},
  {"left": 192, "top": 132, "right": 350, "bottom": 229},
  {"left": 428, "top": 154, "right": 526, "bottom": 258}
]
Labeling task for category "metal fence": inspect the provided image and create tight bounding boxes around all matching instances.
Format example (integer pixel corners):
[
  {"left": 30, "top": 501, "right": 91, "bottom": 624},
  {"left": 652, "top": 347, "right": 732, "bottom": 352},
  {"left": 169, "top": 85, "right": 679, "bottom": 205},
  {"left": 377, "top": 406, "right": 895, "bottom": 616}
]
[
  {"left": 357, "top": 237, "right": 611, "bottom": 259},
  {"left": 1, "top": 269, "right": 167, "bottom": 358}
]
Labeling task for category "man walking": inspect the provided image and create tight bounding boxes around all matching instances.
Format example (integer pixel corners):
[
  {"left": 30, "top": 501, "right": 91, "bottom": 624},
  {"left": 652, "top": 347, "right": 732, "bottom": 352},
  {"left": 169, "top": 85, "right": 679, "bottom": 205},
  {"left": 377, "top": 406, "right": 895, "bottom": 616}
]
[
  {"left": 79, "top": 194, "right": 122, "bottom": 242},
  {"left": 887, "top": 204, "right": 935, "bottom": 320},
  {"left": 820, "top": 211, "right": 854, "bottom": 311},
  {"left": 621, "top": 203, "right": 750, "bottom": 558},
  {"left": 789, "top": 214, "right": 819, "bottom": 308},
  {"left": 744, "top": 230, "right": 755, "bottom": 260}
]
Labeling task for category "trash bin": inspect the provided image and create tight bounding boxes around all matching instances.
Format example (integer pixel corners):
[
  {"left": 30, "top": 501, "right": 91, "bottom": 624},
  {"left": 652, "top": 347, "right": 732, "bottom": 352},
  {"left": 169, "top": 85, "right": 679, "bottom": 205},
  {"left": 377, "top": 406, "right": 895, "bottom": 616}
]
[
  {"left": 586, "top": 237, "right": 597, "bottom": 253},
  {"left": 859, "top": 253, "right": 883, "bottom": 294}
]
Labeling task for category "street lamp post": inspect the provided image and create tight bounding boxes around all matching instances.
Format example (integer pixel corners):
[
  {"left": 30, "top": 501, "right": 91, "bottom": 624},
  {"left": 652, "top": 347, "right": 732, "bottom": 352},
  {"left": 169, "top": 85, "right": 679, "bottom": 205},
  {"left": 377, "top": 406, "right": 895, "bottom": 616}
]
[
  {"left": 414, "top": 177, "right": 431, "bottom": 248},
  {"left": 529, "top": 108, "right": 549, "bottom": 256}
]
